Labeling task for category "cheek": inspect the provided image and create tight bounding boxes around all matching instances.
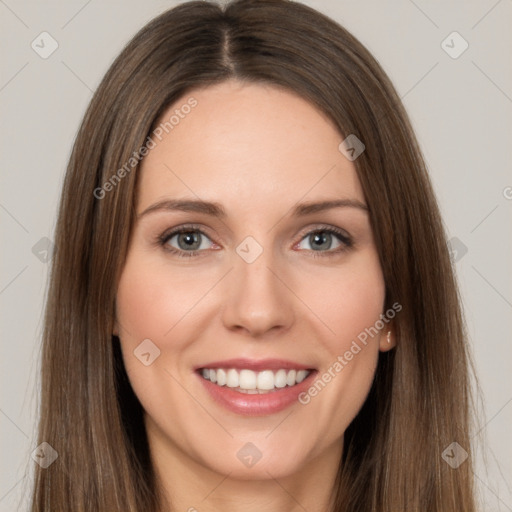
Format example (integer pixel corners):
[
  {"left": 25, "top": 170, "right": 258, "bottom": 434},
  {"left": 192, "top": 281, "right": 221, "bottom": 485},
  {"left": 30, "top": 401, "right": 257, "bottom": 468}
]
[
  {"left": 296, "top": 252, "right": 386, "bottom": 352},
  {"left": 293, "top": 255, "right": 385, "bottom": 438},
  {"left": 115, "top": 253, "right": 205, "bottom": 343},
  {"left": 114, "top": 249, "right": 224, "bottom": 399},
  {"left": 114, "top": 253, "right": 197, "bottom": 415}
]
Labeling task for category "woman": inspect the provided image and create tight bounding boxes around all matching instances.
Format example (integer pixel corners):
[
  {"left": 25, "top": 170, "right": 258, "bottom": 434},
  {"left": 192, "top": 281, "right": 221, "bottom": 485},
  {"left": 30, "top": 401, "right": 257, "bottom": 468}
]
[{"left": 30, "top": 0, "right": 477, "bottom": 510}]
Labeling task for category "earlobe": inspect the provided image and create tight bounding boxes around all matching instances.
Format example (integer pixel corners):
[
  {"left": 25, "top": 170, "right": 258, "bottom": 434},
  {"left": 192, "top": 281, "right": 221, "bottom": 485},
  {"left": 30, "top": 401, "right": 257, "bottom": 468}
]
[{"left": 379, "top": 328, "right": 396, "bottom": 352}]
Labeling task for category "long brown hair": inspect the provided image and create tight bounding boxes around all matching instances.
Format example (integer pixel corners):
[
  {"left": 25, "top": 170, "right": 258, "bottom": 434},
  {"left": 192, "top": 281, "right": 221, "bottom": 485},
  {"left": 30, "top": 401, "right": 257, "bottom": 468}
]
[{"left": 30, "top": 0, "right": 477, "bottom": 510}]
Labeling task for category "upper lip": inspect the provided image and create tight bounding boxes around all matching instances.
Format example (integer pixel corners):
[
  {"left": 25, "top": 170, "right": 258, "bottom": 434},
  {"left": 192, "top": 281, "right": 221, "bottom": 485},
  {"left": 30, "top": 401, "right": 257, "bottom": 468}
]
[{"left": 195, "top": 358, "right": 315, "bottom": 372}]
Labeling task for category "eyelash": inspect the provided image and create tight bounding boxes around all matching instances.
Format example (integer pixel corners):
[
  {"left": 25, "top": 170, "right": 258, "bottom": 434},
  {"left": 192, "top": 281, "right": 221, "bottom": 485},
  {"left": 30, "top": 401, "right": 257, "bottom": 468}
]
[{"left": 156, "top": 223, "right": 353, "bottom": 259}]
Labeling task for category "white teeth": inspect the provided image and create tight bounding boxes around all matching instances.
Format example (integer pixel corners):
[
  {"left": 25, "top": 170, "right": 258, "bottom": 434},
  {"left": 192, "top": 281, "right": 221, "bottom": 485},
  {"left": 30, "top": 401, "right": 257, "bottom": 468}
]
[
  {"left": 226, "top": 369, "right": 239, "bottom": 388},
  {"left": 274, "top": 369, "right": 287, "bottom": 388},
  {"left": 216, "top": 368, "right": 227, "bottom": 386},
  {"left": 200, "top": 367, "right": 312, "bottom": 391},
  {"left": 296, "top": 370, "right": 308, "bottom": 383},
  {"left": 286, "top": 369, "right": 297, "bottom": 386},
  {"left": 257, "top": 370, "right": 275, "bottom": 390},
  {"left": 239, "top": 369, "right": 257, "bottom": 390}
]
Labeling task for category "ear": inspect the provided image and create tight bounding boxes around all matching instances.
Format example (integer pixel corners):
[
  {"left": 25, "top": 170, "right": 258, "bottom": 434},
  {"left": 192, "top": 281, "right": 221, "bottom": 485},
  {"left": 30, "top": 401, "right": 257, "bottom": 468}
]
[{"left": 379, "top": 325, "right": 396, "bottom": 352}]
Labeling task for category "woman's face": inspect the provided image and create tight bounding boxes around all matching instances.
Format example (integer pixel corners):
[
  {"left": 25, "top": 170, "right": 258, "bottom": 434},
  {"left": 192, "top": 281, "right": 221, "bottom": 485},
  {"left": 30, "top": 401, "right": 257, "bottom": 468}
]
[{"left": 115, "top": 80, "right": 393, "bottom": 480}]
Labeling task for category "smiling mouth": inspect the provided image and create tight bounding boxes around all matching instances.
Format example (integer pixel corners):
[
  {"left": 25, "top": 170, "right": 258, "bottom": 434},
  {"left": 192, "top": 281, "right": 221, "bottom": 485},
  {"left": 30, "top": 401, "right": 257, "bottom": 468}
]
[{"left": 198, "top": 367, "right": 313, "bottom": 394}]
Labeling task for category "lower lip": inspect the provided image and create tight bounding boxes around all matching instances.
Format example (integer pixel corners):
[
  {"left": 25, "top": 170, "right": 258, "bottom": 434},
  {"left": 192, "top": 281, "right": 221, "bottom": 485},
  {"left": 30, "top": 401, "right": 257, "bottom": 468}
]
[{"left": 196, "top": 370, "right": 317, "bottom": 416}]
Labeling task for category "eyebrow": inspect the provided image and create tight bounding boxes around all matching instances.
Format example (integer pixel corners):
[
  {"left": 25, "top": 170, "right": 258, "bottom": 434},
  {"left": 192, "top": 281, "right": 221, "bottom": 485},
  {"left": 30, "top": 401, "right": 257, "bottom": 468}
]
[{"left": 138, "top": 198, "right": 369, "bottom": 219}]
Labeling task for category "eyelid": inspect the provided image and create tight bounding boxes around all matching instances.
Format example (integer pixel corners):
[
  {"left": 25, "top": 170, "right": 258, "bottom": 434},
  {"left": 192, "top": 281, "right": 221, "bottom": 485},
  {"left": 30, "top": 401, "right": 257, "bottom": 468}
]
[
  {"left": 292, "top": 224, "right": 353, "bottom": 257},
  {"left": 159, "top": 223, "right": 214, "bottom": 242},
  {"left": 157, "top": 222, "right": 353, "bottom": 257},
  {"left": 294, "top": 223, "right": 351, "bottom": 244},
  {"left": 157, "top": 223, "right": 217, "bottom": 254}
]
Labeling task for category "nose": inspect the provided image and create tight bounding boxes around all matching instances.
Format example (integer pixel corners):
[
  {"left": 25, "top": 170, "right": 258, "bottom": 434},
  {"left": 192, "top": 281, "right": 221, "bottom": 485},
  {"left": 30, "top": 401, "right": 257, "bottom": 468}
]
[{"left": 221, "top": 244, "right": 295, "bottom": 338}]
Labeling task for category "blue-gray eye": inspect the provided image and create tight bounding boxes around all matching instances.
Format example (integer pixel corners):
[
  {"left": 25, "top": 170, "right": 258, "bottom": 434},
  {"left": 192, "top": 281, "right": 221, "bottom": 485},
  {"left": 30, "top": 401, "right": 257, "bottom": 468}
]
[
  {"left": 297, "top": 230, "right": 346, "bottom": 251},
  {"left": 165, "top": 230, "right": 213, "bottom": 251}
]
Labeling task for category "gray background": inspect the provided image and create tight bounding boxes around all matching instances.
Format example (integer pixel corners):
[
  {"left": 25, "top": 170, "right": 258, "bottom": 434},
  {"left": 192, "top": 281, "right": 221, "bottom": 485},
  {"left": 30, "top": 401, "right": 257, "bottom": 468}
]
[{"left": 1, "top": 0, "right": 511, "bottom": 510}]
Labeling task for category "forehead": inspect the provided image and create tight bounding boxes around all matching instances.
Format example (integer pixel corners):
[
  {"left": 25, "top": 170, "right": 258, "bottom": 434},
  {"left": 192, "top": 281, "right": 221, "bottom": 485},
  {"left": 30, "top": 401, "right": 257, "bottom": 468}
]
[{"left": 137, "top": 80, "right": 364, "bottom": 215}]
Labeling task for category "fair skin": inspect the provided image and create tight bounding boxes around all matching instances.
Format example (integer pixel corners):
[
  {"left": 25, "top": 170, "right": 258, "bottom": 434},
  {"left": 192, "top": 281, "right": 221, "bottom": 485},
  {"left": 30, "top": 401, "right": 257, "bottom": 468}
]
[{"left": 114, "top": 79, "right": 395, "bottom": 512}]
